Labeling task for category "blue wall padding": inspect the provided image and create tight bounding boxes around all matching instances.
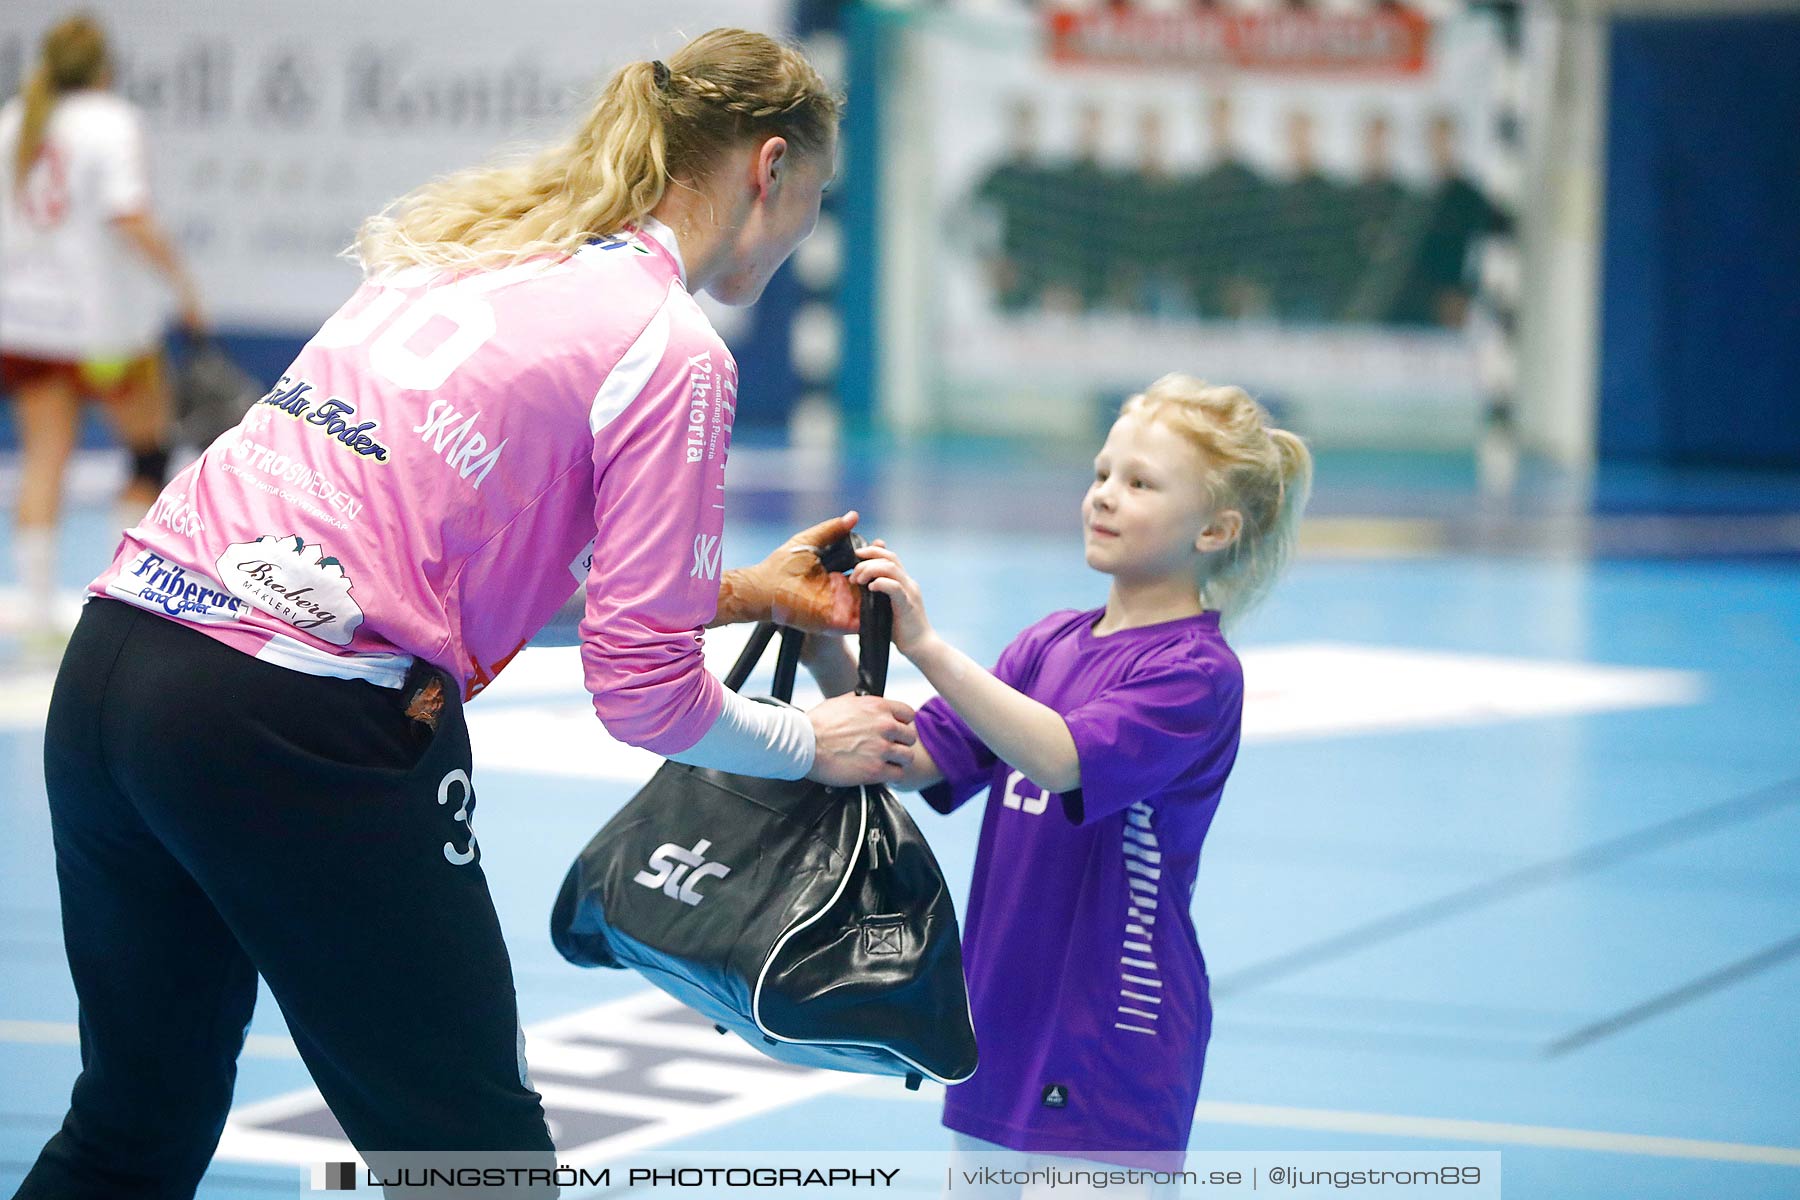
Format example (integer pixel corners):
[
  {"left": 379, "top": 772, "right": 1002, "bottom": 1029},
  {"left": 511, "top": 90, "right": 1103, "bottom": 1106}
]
[{"left": 1600, "top": 14, "right": 1800, "bottom": 468}]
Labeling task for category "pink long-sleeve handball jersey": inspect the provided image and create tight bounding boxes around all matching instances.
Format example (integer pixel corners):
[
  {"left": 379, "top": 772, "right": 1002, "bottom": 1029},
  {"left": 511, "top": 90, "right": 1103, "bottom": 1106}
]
[{"left": 90, "top": 221, "right": 737, "bottom": 755}]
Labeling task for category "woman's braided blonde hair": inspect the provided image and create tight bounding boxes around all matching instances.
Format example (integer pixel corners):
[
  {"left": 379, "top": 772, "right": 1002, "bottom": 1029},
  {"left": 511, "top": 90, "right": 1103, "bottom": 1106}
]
[{"left": 352, "top": 29, "right": 840, "bottom": 275}]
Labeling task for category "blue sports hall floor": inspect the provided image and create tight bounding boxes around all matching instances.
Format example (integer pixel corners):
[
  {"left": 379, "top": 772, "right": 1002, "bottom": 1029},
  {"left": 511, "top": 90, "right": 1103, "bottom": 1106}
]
[{"left": 3, "top": 439, "right": 1798, "bottom": 1198}]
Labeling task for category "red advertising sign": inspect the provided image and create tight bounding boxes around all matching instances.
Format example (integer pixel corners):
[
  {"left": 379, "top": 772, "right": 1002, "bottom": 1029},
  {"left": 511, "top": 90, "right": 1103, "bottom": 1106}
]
[{"left": 1047, "top": 8, "right": 1433, "bottom": 75}]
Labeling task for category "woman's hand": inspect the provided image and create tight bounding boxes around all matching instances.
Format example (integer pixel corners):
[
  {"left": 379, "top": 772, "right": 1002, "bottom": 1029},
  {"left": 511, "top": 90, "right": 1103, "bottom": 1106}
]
[
  {"left": 177, "top": 288, "right": 207, "bottom": 338},
  {"left": 712, "top": 511, "right": 863, "bottom": 631},
  {"left": 849, "top": 543, "right": 936, "bottom": 658},
  {"left": 805, "top": 693, "right": 918, "bottom": 786}
]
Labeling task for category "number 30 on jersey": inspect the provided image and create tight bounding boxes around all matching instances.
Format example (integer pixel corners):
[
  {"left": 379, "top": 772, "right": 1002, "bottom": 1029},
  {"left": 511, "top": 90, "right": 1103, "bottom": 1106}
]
[{"left": 313, "top": 261, "right": 570, "bottom": 391}]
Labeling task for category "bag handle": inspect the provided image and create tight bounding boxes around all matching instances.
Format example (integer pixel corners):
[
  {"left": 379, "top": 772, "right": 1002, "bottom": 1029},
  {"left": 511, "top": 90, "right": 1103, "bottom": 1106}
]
[
  {"left": 722, "top": 623, "right": 780, "bottom": 695},
  {"left": 856, "top": 589, "right": 891, "bottom": 699},
  {"left": 721, "top": 533, "right": 890, "bottom": 702}
]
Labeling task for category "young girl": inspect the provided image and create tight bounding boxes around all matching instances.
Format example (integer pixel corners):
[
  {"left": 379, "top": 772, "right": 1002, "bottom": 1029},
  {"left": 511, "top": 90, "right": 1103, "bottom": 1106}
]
[{"left": 821, "top": 374, "right": 1311, "bottom": 1170}]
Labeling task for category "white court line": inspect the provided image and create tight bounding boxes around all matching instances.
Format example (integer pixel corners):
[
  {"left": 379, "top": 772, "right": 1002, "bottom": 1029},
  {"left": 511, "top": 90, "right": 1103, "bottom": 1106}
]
[
  {"left": 841, "top": 1080, "right": 1800, "bottom": 1168},
  {"left": 217, "top": 991, "right": 862, "bottom": 1166},
  {"left": 10, "top": 1018, "right": 1793, "bottom": 1167},
  {"left": 0, "top": 632, "right": 1704, "bottom": 747},
  {"left": 461, "top": 643, "right": 1704, "bottom": 782},
  {"left": 1183, "top": 1101, "right": 1800, "bottom": 1169},
  {"left": 0, "top": 1019, "right": 300, "bottom": 1059}
]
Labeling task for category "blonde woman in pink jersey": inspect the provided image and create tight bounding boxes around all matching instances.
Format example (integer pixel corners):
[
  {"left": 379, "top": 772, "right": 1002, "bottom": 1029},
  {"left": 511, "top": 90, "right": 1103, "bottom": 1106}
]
[{"left": 18, "top": 29, "right": 914, "bottom": 1197}]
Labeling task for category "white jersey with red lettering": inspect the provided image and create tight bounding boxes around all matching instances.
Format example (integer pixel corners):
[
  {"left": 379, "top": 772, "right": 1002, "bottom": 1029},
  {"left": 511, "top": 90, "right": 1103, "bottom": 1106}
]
[
  {"left": 0, "top": 89, "right": 163, "bottom": 360},
  {"left": 90, "top": 221, "right": 744, "bottom": 757}
]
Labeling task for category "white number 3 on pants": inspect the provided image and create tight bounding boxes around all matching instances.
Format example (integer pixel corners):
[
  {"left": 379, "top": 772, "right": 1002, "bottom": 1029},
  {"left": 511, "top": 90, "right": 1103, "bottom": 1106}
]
[{"left": 438, "top": 768, "right": 479, "bottom": 866}]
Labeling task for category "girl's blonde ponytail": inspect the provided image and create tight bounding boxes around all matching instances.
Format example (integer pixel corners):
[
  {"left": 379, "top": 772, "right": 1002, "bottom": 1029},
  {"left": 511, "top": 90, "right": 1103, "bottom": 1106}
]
[{"left": 1120, "top": 375, "right": 1314, "bottom": 631}]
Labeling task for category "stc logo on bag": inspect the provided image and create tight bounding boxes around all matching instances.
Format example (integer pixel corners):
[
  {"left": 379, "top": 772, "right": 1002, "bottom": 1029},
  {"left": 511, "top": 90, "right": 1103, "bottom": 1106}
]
[{"left": 634, "top": 839, "right": 732, "bottom": 906}]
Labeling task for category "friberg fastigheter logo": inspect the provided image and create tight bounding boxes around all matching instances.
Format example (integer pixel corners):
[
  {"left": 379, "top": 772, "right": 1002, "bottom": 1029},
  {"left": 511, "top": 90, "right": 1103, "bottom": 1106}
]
[
  {"left": 633, "top": 839, "right": 731, "bottom": 906},
  {"left": 105, "top": 551, "right": 245, "bottom": 624}
]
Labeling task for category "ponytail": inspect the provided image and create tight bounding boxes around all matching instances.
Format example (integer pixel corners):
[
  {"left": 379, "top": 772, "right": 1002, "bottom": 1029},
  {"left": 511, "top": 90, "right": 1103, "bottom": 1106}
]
[
  {"left": 15, "top": 67, "right": 55, "bottom": 185},
  {"left": 13, "top": 15, "right": 110, "bottom": 187},
  {"left": 353, "top": 29, "right": 840, "bottom": 275},
  {"left": 1119, "top": 375, "right": 1314, "bottom": 632}
]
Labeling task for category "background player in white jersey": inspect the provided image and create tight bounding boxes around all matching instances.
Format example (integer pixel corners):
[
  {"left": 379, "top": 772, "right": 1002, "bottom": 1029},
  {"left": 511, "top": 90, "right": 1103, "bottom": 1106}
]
[
  {"left": 17, "top": 28, "right": 912, "bottom": 1199},
  {"left": 0, "top": 13, "right": 204, "bottom": 652}
]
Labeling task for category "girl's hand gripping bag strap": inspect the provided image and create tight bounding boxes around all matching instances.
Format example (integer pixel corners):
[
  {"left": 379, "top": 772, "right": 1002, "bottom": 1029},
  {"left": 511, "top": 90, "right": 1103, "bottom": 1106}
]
[{"left": 549, "top": 540, "right": 978, "bottom": 1084}]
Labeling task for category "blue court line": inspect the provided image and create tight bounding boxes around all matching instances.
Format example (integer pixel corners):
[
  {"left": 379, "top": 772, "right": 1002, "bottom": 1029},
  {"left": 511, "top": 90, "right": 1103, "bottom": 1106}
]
[
  {"left": 1544, "top": 931, "right": 1800, "bottom": 1056},
  {"left": 1213, "top": 775, "right": 1800, "bottom": 997}
]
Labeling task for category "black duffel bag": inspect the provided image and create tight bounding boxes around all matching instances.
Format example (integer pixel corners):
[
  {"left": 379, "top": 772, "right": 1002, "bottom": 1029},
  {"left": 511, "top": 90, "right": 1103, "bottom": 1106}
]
[{"left": 550, "top": 590, "right": 978, "bottom": 1089}]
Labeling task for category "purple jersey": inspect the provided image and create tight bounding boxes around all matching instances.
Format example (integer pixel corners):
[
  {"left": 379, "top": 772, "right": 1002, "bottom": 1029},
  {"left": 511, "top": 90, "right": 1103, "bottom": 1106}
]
[{"left": 914, "top": 607, "right": 1243, "bottom": 1160}]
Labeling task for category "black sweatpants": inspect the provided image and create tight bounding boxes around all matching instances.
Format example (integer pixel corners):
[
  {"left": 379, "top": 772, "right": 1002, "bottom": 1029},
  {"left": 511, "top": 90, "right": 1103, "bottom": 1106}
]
[{"left": 14, "top": 599, "right": 554, "bottom": 1199}]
